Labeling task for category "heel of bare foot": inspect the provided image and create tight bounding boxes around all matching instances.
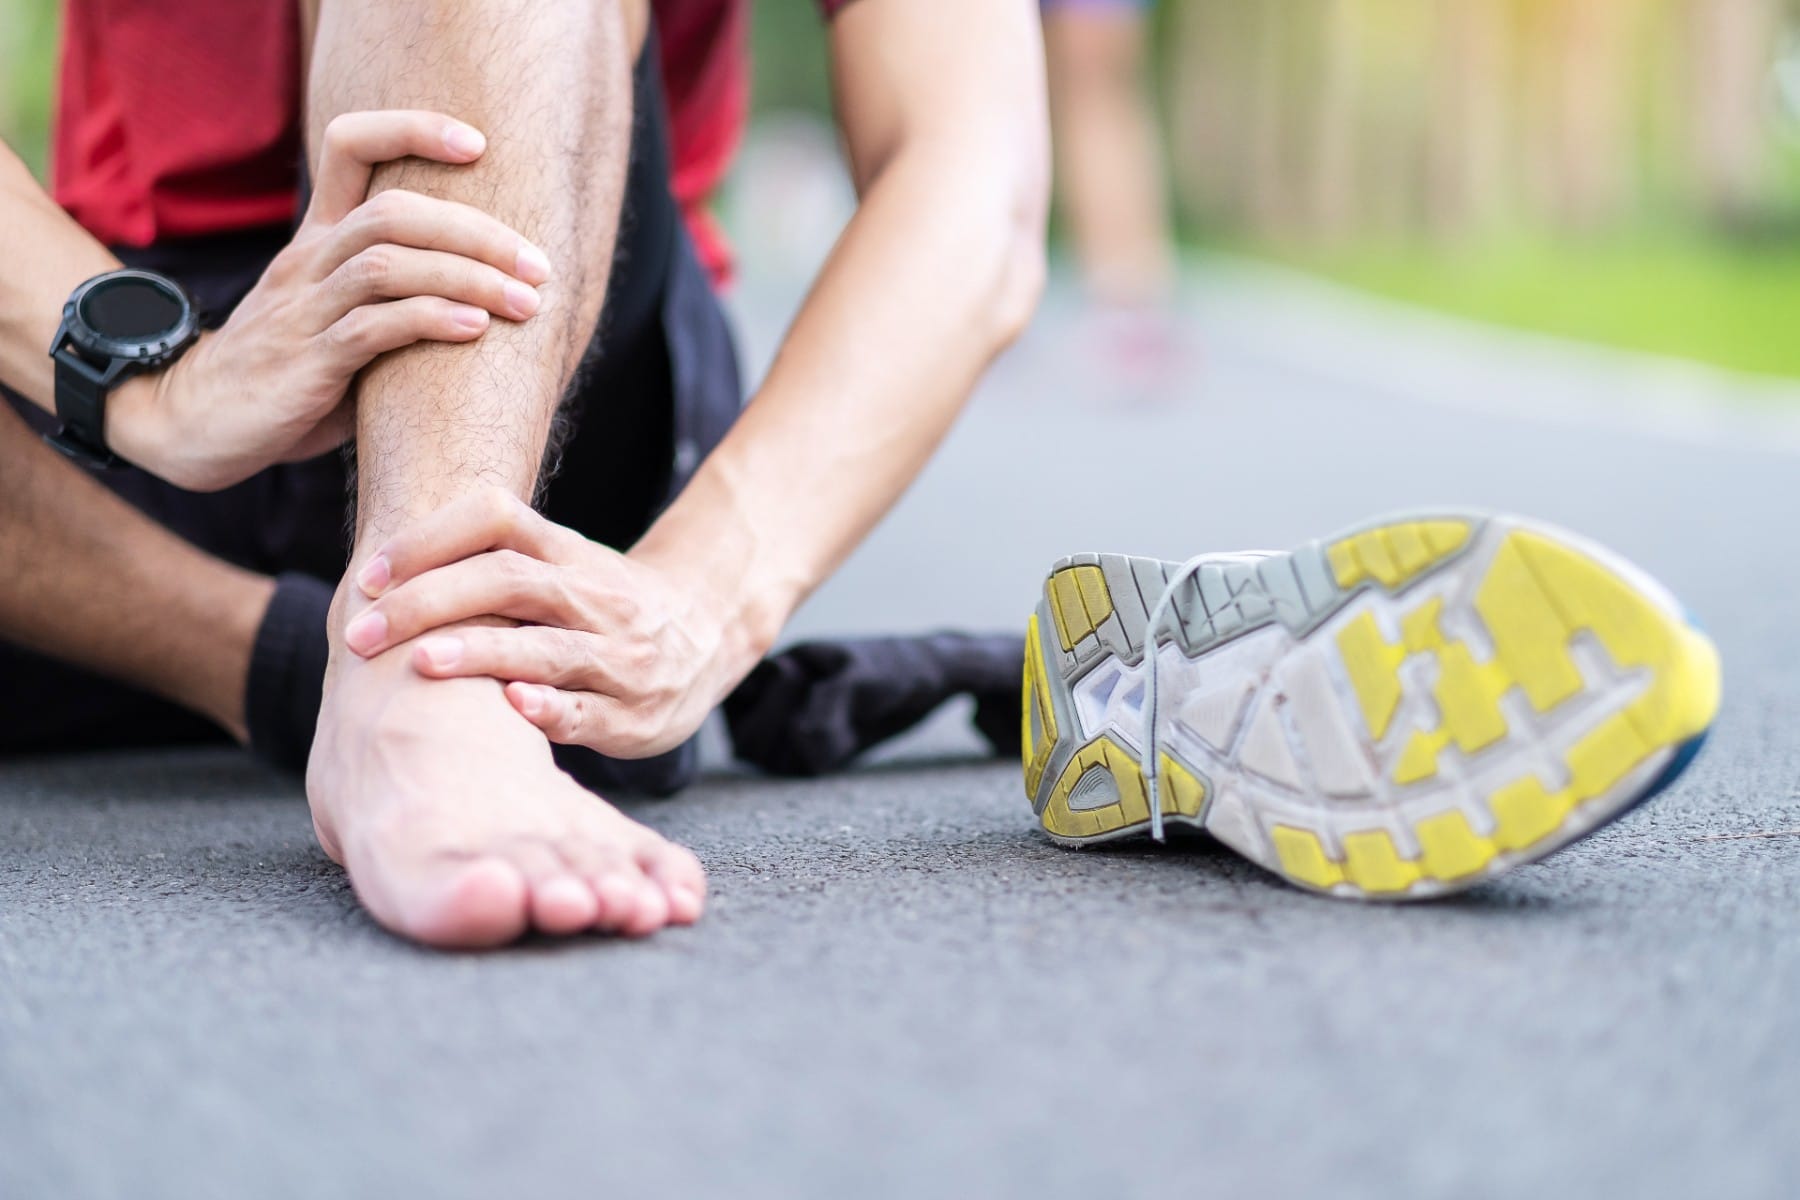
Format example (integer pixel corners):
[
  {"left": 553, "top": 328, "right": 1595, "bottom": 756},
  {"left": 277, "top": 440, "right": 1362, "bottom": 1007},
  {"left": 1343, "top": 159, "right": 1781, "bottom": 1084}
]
[{"left": 306, "top": 619, "right": 706, "bottom": 948}]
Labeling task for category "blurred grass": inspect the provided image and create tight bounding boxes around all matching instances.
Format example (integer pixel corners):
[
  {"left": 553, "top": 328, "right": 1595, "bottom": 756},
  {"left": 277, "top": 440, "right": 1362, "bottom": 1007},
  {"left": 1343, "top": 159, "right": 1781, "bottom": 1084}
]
[
  {"left": 0, "top": 0, "right": 58, "bottom": 179},
  {"left": 1259, "top": 233, "right": 1800, "bottom": 379}
]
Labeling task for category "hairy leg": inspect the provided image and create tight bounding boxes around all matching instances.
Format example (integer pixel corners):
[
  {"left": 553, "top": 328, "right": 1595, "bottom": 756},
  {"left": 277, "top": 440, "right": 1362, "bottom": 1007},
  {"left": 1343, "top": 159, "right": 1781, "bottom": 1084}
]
[
  {"left": 0, "top": 400, "right": 272, "bottom": 742},
  {"left": 303, "top": 0, "right": 705, "bottom": 947}
]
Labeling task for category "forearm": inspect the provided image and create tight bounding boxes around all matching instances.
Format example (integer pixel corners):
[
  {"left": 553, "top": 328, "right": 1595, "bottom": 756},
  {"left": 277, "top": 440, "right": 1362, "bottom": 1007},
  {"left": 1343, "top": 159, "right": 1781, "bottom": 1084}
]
[
  {"left": 0, "top": 402, "right": 272, "bottom": 738},
  {"left": 305, "top": 0, "right": 634, "bottom": 550},
  {"left": 635, "top": 138, "right": 1046, "bottom": 663},
  {"left": 0, "top": 144, "right": 164, "bottom": 445}
]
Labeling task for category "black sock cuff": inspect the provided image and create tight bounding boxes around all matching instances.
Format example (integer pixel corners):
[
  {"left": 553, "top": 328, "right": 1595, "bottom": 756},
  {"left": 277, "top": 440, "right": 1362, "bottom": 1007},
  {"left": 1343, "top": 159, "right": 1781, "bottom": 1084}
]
[{"left": 245, "top": 572, "right": 333, "bottom": 775}]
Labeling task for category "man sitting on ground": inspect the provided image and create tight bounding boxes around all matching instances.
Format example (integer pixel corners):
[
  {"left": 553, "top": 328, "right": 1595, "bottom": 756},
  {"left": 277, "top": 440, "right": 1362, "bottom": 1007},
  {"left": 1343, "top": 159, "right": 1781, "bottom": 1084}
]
[{"left": 0, "top": 0, "right": 1048, "bottom": 946}]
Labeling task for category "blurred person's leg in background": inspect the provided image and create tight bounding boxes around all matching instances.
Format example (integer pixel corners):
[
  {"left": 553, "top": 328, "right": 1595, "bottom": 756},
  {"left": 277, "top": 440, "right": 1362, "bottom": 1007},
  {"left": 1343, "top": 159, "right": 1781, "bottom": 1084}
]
[
  {"left": 1043, "top": 0, "right": 1177, "bottom": 309},
  {"left": 1687, "top": 0, "right": 1782, "bottom": 225}
]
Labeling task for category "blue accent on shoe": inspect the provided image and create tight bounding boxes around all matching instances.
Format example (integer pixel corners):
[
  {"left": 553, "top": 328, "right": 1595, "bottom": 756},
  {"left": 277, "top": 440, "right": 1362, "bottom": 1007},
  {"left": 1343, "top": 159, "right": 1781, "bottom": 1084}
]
[
  {"left": 1614, "top": 610, "right": 1717, "bottom": 815},
  {"left": 1622, "top": 728, "right": 1711, "bottom": 819}
]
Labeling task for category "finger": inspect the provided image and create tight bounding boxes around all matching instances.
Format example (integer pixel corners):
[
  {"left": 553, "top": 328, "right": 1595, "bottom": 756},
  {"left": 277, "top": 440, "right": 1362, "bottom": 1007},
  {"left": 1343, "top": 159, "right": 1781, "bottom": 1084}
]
[
  {"left": 341, "top": 551, "right": 568, "bottom": 657},
  {"left": 319, "top": 245, "right": 542, "bottom": 326},
  {"left": 357, "top": 486, "right": 583, "bottom": 596},
  {"left": 506, "top": 682, "right": 610, "bottom": 748},
  {"left": 507, "top": 684, "right": 685, "bottom": 759},
  {"left": 309, "top": 110, "right": 487, "bottom": 225},
  {"left": 408, "top": 625, "right": 626, "bottom": 692},
  {"left": 325, "top": 189, "right": 550, "bottom": 285},
  {"left": 321, "top": 296, "right": 490, "bottom": 373}
]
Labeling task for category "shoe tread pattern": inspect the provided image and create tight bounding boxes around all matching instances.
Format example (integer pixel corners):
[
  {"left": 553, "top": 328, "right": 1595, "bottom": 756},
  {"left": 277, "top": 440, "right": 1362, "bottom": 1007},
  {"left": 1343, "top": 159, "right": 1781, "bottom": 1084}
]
[{"left": 1023, "top": 512, "right": 1721, "bottom": 899}]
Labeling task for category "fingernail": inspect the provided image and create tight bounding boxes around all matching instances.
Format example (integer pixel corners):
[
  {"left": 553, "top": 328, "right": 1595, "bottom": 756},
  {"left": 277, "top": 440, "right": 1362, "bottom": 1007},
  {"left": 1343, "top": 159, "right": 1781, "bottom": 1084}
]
[
  {"left": 515, "top": 243, "right": 552, "bottom": 285},
  {"left": 343, "top": 610, "right": 387, "bottom": 654},
  {"left": 416, "top": 636, "right": 463, "bottom": 671},
  {"left": 444, "top": 123, "right": 486, "bottom": 157},
  {"left": 355, "top": 555, "right": 390, "bottom": 595},
  {"left": 515, "top": 685, "right": 544, "bottom": 717},
  {"left": 452, "top": 305, "right": 489, "bottom": 332},
  {"left": 504, "top": 280, "right": 540, "bottom": 318}
]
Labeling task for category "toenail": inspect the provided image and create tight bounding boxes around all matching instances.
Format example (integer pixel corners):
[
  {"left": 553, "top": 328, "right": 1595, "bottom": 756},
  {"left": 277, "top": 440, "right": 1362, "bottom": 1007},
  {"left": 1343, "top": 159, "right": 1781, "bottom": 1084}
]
[
  {"left": 417, "top": 636, "right": 464, "bottom": 671},
  {"left": 356, "top": 555, "right": 390, "bottom": 596},
  {"left": 344, "top": 610, "right": 387, "bottom": 653}
]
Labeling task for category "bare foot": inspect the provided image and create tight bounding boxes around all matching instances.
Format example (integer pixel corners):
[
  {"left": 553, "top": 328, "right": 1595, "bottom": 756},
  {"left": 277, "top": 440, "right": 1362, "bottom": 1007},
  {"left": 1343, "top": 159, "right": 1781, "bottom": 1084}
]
[{"left": 307, "top": 639, "right": 707, "bottom": 949}]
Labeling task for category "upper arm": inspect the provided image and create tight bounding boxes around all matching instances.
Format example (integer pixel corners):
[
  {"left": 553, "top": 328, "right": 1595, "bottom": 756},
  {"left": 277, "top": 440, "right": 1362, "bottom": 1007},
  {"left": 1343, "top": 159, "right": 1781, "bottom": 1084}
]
[{"left": 826, "top": 0, "right": 1049, "bottom": 199}]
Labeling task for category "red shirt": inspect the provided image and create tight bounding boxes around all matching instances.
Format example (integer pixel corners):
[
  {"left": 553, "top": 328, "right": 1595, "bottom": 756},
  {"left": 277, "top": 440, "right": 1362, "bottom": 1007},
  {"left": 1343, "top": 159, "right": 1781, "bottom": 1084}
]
[{"left": 51, "top": 0, "right": 844, "bottom": 285}]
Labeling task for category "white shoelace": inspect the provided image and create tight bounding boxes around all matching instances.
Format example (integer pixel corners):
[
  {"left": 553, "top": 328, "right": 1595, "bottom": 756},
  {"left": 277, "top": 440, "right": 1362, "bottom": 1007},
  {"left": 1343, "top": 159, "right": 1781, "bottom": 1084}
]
[{"left": 1137, "top": 553, "right": 1214, "bottom": 844}]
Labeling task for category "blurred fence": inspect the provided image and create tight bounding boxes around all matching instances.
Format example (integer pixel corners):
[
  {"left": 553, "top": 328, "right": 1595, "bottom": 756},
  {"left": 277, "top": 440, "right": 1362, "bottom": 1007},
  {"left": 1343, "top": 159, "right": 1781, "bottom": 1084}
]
[{"left": 1163, "top": 0, "right": 1800, "bottom": 244}]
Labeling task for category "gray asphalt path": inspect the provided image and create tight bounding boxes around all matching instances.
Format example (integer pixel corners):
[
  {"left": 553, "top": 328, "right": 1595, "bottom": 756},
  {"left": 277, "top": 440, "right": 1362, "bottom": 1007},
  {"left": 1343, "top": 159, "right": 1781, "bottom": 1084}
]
[{"left": 3, "top": 268, "right": 1797, "bottom": 1200}]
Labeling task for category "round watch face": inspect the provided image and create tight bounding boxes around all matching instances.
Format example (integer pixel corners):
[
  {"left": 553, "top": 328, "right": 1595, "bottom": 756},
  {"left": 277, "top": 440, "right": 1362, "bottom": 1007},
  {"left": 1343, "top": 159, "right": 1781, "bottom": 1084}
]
[
  {"left": 77, "top": 274, "right": 186, "bottom": 342},
  {"left": 63, "top": 269, "right": 198, "bottom": 366}
]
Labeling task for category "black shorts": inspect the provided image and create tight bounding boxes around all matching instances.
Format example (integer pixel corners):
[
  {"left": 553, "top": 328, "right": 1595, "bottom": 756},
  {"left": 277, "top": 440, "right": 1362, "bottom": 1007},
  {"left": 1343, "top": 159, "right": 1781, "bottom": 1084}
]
[{"left": 0, "top": 41, "right": 742, "bottom": 795}]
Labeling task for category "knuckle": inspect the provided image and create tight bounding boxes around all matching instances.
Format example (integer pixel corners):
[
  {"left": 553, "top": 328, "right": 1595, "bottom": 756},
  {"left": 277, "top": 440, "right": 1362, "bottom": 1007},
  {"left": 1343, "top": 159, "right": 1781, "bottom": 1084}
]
[
  {"left": 423, "top": 260, "right": 457, "bottom": 296},
  {"left": 321, "top": 113, "right": 354, "bottom": 153},
  {"left": 264, "top": 245, "right": 304, "bottom": 283},
  {"left": 481, "top": 484, "right": 521, "bottom": 528},
  {"left": 499, "top": 554, "right": 539, "bottom": 598},
  {"left": 555, "top": 696, "right": 589, "bottom": 737},
  {"left": 548, "top": 576, "right": 582, "bottom": 621},
  {"left": 610, "top": 590, "right": 642, "bottom": 624},
  {"left": 356, "top": 188, "right": 408, "bottom": 236},
  {"left": 626, "top": 642, "right": 657, "bottom": 674},
  {"left": 350, "top": 246, "right": 394, "bottom": 288},
  {"left": 327, "top": 310, "right": 372, "bottom": 354},
  {"left": 560, "top": 628, "right": 594, "bottom": 667}
]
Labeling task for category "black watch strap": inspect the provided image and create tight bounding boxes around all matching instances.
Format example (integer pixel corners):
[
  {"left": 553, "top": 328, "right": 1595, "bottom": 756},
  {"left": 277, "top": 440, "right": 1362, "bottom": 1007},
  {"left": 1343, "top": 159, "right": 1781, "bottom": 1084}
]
[{"left": 46, "top": 343, "right": 124, "bottom": 469}]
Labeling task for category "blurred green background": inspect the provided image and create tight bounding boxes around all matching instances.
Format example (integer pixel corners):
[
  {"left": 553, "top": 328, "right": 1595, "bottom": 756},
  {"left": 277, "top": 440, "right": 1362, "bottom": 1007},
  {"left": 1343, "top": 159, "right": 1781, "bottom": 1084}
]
[
  {"left": 1164, "top": 0, "right": 1800, "bottom": 379},
  {"left": 7, "top": 0, "right": 1800, "bottom": 376},
  {"left": 0, "top": 0, "right": 57, "bottom": 178}
]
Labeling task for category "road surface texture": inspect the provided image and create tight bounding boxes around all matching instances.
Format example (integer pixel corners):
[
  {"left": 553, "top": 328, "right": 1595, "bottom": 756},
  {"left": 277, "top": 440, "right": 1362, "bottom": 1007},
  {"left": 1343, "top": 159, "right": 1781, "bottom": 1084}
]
[{"left": 4, "top": 264, "right": 1797, "bottom": 1199}]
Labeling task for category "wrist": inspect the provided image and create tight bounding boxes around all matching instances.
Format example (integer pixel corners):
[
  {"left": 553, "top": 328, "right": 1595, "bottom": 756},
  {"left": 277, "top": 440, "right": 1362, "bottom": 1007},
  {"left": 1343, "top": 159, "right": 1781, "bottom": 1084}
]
[
  {"left": 104, "top": 371, "right": 172, "bottom": 475},
  {"left": 633, "top": 536, "right": 790, "bottom": 685},
  {"left": 632, "top": 473, "right": 806, "bottom": 683}
]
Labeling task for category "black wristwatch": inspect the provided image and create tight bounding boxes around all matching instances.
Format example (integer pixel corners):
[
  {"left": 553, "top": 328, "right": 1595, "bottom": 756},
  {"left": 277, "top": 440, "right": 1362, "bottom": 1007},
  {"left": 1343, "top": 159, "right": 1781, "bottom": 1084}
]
[{"left": 46, "top": 268, "right": 200, "bottom": 469}]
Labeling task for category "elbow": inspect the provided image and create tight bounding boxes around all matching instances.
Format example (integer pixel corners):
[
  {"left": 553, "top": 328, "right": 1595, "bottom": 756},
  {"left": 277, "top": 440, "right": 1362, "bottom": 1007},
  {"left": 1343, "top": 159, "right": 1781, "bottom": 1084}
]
[
  {"left": 989, "top": 219, "right": 1047, "bottom": 351},
  {"left": 985, "top": 167, "right": 1049, "bottom": 351}
]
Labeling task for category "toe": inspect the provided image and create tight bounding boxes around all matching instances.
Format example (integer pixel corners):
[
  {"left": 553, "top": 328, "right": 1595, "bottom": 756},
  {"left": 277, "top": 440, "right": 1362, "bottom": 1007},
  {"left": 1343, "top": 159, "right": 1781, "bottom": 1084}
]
[
  {"left": 505, "top": 841, "right": 604, "bottom": 937},
  {"left": 399, "top": 856, "right": 532, "bottom": 949},
  {"left": 531, "top": 874, "right": 600, "bottom": 935},
  {"left": 638, "top": 840, "right": 708, "bottom": 926},
  {"left": 590, "top": 870, "right": 644, "bottom": 934},
  {"left": 310, "top": 813, "right": 345, "bottom": 866},
  {"left": 555, "top": 817, "right": 666, "bottom": 936},
  {"left": 618, "top": 879, "right": 671, "bottom": 938}
]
